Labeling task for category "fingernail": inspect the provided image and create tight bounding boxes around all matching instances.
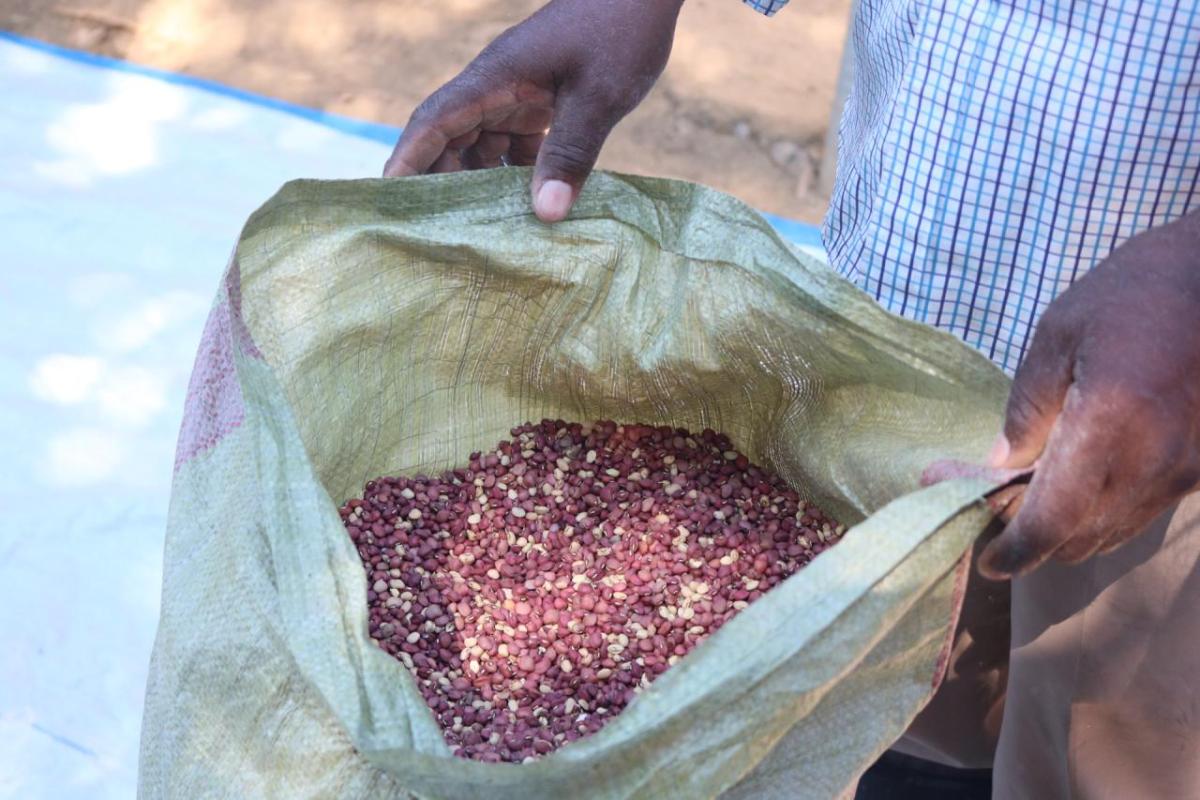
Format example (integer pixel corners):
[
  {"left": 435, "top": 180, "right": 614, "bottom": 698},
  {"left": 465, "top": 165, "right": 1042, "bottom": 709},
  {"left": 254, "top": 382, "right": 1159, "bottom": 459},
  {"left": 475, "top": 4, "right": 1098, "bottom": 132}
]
[
  {"left": 978, "top": 540, "right": 1021, "bottom": 581},
  {"left": 534, "top": 180, "right": 573, "bottom": 222},
  {"left": 987, "top": 434, "right": 1010, "bottom": 468},
  {"left": 989, "top": 544, "right": 1028, "bottom": 578}
]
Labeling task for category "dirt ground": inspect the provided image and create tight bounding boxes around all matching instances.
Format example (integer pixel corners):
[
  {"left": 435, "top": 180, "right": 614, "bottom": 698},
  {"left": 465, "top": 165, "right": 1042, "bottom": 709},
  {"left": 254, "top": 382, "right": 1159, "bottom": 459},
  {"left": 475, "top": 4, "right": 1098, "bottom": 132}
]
[{"left": 1, "top": 0, "right": 851, "bottom": 223}]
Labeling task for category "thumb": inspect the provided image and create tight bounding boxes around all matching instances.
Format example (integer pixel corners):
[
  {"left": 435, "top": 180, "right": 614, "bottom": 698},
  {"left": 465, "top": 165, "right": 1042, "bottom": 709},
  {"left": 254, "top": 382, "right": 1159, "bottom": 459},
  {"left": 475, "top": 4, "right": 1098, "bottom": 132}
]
[
  {"left": 992, "top": 316, "right": 1075, "bottom": 468},
  {"left": 531, "top": 92, "right": 615, "bottom": 222}
]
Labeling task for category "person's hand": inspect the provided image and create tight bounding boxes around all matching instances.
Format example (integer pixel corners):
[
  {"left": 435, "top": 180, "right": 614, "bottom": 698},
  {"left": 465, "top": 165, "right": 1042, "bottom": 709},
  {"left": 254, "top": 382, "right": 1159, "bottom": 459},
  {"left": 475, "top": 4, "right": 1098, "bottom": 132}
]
[
  {"left": 977, "top": 211, "right": 1200, "bottom": 579},
  {"left": 383, "top": 0, "right": 683, "bottom": 222}
]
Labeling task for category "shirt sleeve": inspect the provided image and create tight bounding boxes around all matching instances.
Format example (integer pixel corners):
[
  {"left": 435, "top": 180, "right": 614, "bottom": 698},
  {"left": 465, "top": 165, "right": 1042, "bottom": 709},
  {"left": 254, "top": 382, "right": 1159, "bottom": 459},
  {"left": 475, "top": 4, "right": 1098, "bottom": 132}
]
[{"left": 742, "top": 0, "right": 789, "bottom": 15}]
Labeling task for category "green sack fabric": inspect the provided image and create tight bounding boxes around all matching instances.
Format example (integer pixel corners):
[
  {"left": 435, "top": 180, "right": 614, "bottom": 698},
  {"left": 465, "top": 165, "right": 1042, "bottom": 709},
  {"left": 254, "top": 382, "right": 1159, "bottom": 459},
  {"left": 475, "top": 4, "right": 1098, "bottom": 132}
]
[{"left": 139, "top": 169, "right": 1008, "bottom": 800}]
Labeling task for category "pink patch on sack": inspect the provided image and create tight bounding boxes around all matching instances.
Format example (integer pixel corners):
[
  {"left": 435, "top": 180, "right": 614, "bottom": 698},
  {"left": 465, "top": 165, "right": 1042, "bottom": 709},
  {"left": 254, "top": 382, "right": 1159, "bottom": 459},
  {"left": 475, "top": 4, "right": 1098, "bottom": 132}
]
[{"left": 174, "top": 259, "right": 260, "bottom": 470}]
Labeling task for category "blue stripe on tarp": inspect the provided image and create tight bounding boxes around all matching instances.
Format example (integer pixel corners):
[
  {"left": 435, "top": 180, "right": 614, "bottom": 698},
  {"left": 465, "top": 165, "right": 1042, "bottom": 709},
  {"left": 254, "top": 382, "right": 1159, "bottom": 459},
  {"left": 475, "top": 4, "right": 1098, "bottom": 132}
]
[
  {"left": 0, "top": 30, "right": 401, "bottom": 145},
  {"left": 760, "top": 212, "right": 825, "bottom": 249},
  {"left": 1, "top": 31, "right": 825, "bottom": 248}
]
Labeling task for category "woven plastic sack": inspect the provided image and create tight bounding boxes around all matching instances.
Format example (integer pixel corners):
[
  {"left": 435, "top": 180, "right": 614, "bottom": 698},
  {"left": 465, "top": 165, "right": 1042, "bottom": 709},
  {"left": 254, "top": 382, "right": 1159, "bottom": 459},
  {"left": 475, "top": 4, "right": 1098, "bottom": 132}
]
[{"left": 140, "top": 169, "right": 1008, "bottom": 800}]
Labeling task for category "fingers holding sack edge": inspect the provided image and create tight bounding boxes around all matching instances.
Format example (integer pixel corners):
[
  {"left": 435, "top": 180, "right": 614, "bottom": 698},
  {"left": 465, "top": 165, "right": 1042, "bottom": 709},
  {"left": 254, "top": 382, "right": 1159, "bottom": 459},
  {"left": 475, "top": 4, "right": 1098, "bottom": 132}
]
[
  {"left": 383, "top": 77, "right": 615, "bottom": 224},
  {"left": 384, "top": 99, "right": 480, "bottom": 177},
  {"left": 978, "top": 386, "right": 1133, "bottom": 579},
  {"left": 530, "top": 90, "right": 620, "bottom": 222},
  {"left": 383, "top": 68, "right": 527, "bottom": 177},
  {"left": 977, "top": 305, "right": 1077, "bottom": 577},
  {"left": 990, "top": 310, "right": 1077, "bottom": 470}
]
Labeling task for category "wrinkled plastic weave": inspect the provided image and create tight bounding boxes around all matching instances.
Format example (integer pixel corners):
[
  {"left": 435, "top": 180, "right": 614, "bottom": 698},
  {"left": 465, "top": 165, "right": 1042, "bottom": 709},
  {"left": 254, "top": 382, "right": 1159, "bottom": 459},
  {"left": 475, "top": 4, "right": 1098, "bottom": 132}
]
[{"left": 140, "top": 169, "right": 1007, "bottom": 800}]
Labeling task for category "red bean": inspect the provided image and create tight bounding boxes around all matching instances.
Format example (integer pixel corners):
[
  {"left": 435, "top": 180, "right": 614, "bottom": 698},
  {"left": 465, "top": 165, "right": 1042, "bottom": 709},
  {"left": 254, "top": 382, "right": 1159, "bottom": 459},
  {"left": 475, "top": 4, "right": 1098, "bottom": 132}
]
[{"left": 342, "top": 419, "right": 843, "bottom": 763}]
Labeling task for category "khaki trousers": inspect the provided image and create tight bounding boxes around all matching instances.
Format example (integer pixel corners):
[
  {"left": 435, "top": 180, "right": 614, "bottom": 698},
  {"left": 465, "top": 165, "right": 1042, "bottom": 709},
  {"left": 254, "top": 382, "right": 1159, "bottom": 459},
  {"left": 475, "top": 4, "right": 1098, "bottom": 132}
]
[{"left": 897, "top": 493, "right": 1200, "bottom": 798}]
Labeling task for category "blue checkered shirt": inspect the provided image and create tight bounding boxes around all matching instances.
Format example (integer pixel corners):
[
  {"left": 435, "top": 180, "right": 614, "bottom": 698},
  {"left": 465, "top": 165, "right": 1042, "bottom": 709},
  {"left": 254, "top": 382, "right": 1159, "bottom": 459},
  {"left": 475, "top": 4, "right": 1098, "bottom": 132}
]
[{"left": 747, "top": 0, "right": 1200, "bottom": 374}]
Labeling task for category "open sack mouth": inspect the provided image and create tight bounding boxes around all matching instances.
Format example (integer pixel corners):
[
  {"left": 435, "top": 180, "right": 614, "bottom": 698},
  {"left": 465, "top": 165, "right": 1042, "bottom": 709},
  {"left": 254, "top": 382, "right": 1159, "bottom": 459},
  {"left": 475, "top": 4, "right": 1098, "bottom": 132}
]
[
  {"left": 147, "top": 169, "right": 1008, "bottom": 800},
  {"left": 338, "top": 417, "right": 850, "bottom": 764}
]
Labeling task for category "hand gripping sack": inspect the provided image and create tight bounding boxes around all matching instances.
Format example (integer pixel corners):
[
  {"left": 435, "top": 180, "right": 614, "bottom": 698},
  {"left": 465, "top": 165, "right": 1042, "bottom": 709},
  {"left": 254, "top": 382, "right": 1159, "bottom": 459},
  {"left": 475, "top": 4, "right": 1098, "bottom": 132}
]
[{"left": 140, "top": 169, "right": 1007, "bottom": 800}]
